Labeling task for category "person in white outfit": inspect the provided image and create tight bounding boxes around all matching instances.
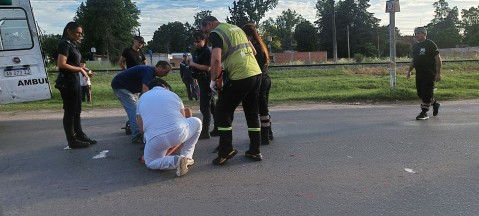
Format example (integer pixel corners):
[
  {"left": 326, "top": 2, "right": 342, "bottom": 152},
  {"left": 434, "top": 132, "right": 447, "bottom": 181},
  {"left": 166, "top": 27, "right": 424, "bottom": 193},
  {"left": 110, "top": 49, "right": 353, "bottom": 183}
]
[{"left": 137, "top": 78, "right": 202, "bottom": 177}]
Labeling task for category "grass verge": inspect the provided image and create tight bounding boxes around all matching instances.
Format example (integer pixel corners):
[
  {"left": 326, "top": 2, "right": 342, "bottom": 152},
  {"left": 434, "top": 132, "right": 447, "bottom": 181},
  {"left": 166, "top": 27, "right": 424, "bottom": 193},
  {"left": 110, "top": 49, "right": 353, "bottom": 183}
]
[{"left": 1, "top": 62, "right": 478, "bottom": 111}]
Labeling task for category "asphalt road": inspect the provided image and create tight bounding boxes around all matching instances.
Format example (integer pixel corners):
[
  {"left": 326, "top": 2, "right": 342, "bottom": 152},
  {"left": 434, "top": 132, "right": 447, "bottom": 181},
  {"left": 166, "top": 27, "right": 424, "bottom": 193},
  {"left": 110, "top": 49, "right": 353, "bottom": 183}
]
[{"left": 1, "top": 101, "right": 479, "bottom": 216}]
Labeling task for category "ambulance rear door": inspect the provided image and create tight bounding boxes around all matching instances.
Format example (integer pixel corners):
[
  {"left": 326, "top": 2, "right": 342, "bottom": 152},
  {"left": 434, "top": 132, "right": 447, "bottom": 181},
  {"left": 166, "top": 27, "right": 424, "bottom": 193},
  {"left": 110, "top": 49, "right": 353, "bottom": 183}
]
[{"left": 0, "top": 0, "right": 51, "bottom": 105}]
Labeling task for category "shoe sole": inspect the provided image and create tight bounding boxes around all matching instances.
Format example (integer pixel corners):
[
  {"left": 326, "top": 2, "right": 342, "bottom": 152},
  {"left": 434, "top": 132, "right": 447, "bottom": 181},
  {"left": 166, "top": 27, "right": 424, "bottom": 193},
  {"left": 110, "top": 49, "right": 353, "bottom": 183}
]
[
  {"left": 416, "top": 116, "right": 429, "bottom": 120},
  {"left": 213, "top": 149, "right": 238, "bottom": 165},
  {"left": 176, "top": 157, "right": 189, "bottom": 177},
  {"left": 245, "top": 153, "right": 263, "bottom": 161}
]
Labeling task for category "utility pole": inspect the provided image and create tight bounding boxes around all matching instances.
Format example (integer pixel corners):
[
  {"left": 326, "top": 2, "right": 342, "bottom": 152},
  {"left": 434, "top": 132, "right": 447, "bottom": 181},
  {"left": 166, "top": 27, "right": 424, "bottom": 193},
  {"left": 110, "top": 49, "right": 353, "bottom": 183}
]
[
  {"left": 347, "top": 25, "right": 350, "bottom": 61},
  {"left": 386, "top": 0, "right": 400, "bottom": 89},
  {"left": 332, "top": 0, "right": 337, "bottom": 62}
]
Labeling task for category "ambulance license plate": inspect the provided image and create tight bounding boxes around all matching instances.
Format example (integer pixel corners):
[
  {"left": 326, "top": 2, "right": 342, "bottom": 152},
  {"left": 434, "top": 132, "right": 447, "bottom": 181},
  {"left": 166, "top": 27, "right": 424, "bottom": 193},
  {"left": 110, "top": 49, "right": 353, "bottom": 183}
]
[{"left": 4, "top": 68, "right": 31, "bottom": 77}]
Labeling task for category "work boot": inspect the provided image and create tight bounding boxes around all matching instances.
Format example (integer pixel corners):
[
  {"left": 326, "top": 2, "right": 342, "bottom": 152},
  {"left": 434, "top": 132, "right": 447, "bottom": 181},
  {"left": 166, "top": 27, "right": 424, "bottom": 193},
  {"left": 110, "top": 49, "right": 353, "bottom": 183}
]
[
  {"left": 261, "top": 127, "right": 270, "bottom": 145},
  {"left": 416, "top": 111, "right": 429, "bottom": 120},
  {"left": 76, "top": 133, "right": 97, "bottom": 145},
  {"left": 68, "top": 139, "right": 90, "bottom": 149},
  {"left": 199, "top": 126, "right": 210, "bottom": 139},
  {"left": 433, "top": 102, "right": 440, "bottom": 116}
]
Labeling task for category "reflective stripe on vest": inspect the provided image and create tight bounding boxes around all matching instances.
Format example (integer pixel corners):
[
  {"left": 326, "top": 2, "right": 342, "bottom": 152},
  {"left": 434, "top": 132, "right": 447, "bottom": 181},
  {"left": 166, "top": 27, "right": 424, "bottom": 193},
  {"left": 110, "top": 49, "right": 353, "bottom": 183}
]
[{"left": 213, "top": 27, "right": 251, "bottom": 61}]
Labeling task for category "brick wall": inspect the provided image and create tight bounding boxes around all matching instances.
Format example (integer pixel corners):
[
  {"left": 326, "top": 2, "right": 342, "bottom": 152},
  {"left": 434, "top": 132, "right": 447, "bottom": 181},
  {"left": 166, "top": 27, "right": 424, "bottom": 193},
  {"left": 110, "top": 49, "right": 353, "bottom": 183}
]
[{"left": 271, "top": 51, "right": 328, "bottom": 64}]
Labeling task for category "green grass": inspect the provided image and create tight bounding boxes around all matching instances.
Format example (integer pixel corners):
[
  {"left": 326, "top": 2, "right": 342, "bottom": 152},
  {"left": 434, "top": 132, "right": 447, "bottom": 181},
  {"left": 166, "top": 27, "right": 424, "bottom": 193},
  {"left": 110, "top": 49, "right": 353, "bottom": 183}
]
[{"left": 2, "top": 63, "right": 479, "bottom": 111}]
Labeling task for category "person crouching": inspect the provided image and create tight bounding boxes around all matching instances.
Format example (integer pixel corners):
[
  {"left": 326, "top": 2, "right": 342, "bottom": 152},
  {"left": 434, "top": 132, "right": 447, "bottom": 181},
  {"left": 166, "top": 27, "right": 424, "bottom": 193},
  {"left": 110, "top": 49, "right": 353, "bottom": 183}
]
[{"left": 137, "top": 78, "right": 202, "bottom": 177}]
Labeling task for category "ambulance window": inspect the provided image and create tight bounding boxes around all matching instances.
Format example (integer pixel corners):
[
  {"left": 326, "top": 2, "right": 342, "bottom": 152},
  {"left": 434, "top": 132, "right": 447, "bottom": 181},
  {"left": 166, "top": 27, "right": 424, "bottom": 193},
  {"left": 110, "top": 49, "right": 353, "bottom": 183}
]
[{"left": 0, "top": 8, "right": 33, "bottom": 51}]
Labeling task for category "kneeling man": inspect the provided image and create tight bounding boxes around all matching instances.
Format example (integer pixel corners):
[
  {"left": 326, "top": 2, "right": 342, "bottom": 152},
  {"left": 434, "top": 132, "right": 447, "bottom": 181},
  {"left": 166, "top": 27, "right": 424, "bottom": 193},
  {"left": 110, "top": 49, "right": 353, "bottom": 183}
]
[{"left": 137, "top": 79, "right": 202, "bottom": 177}]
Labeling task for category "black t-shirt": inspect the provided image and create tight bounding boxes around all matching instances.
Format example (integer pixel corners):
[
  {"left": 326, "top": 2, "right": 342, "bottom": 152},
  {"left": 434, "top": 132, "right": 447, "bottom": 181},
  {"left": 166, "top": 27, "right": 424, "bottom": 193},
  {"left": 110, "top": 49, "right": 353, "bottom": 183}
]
[
  {"left": 412, "top": 39, "right": 439, "bottom": 76},
  {"left": 121, "top": 47, "right": 146, "bottom": 69},
  {"left": 58, "top": 38, "right": 81, "bottom": 68},
  {"left": 192, "top": 45, "right": 211, "bottom": 75},
  {"left": 57, "top": 38, "right": 81, "bottom": 77},
  {"left": 210, "top": 32, "right": 223, "bottom": 49}
]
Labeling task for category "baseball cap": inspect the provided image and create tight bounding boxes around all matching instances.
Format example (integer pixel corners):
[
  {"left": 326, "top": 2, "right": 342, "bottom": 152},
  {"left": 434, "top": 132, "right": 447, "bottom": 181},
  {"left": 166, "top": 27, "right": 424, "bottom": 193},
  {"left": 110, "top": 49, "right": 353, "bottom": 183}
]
[{"left": 134, "top": 36, "right": 145, "bottom": 44}]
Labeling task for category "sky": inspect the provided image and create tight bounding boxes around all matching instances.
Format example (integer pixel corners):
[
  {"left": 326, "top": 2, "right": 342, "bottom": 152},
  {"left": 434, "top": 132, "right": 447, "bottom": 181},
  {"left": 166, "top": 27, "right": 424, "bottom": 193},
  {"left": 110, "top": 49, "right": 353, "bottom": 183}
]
[{"left": 30, "top": 0, "right": 477, "bottom": 42}]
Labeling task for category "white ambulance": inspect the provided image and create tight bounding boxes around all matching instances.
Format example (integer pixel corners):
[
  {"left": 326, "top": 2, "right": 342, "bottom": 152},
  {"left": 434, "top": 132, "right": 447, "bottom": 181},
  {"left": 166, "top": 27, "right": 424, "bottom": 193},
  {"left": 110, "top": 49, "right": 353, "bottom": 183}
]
[{"left": 0, "top": 0, "right": 51, "bottom": 104}]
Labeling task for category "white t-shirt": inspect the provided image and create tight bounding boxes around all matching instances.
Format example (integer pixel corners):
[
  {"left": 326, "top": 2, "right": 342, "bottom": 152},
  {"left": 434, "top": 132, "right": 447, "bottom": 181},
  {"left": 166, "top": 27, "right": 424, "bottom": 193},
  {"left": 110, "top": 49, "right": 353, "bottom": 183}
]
[
  {"left": 79, "top": 74, "right": 91, "bottom": 87},
  {"left": 137, "top": 86, "right": 188, "bottom": 142}
]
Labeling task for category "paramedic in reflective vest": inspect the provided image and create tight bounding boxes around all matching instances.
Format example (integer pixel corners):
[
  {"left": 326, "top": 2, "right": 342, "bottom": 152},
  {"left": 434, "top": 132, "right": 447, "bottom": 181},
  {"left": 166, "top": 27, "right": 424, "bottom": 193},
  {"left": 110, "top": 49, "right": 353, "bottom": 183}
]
[{"left": 201, "top": 16, "right": 263, "bottom": 165}]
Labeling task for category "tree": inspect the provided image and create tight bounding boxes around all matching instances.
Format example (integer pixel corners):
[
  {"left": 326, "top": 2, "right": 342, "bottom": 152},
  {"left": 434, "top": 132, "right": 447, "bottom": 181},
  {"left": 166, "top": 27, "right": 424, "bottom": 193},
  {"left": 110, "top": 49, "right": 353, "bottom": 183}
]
[
  {"left": 275, "top": 9, "right": 305, "bottom": 51},
  {"left": 315, "top": 0, "right": 380, "bottom": 58},
  {"left": 193, "top": 10, "right": 212, "bottom": 30},
  {"left": 426, "top": 0, "right": 461, "bottom": 48},
  {"left": 294, "top": 21, "right": 320, "bottom": 51},
  {"left": 461, "top": 6, "right": 479, "bottom": 46},
  {"left": 74, "top": 0, "right": 140, "bottom": 63},
  {"left": 149, "top": 22, "right": 190, "bottom": 53},
  {"left": 242, "top": 0, "right": 279, "bottom": 25},
  {"left": 40, "top": 34, "right": 62, "bottom": 65},
  {"left": 226, "top": 0, "right": 250, "bottom": 27},
  {"left": 260, "top": 18, "right": 282, "bottom": 52},
  {"left": 315, "top": 0, "right": 334, "bottom": 57},
  {"left": 227, "top": 0, "right": 279, "bottom": 27}
]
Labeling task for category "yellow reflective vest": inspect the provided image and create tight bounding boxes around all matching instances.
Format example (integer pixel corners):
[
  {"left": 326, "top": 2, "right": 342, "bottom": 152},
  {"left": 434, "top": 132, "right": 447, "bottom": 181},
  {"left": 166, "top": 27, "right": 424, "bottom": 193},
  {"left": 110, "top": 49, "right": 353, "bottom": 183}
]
[{"left": 212, "top": 23, "right": 261, "bottom": 80}]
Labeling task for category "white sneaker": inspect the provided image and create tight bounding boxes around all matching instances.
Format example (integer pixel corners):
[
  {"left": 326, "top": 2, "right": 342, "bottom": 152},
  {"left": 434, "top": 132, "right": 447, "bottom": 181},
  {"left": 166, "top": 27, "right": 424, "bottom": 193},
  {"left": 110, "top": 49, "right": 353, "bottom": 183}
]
[
  {"left": 186, "top": 158, "right": 195, "bottom": 166},
  {"left": 176, "top": 156, "right": 189, "bottom": 177}
]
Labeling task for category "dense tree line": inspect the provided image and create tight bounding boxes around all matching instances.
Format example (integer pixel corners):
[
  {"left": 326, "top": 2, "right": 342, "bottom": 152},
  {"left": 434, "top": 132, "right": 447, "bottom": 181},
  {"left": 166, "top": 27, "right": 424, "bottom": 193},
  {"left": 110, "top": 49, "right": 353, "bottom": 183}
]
[{"left": 40, "top": 0, "right": 479, "bottom": 63}]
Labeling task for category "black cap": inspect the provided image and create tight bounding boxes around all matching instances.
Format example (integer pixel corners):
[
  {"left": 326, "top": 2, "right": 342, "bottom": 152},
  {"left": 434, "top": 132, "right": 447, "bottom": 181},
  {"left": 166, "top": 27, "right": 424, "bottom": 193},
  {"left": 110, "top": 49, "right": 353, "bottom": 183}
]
[{"left": 134, "top": 36, "right": 145, "bottom": 44}]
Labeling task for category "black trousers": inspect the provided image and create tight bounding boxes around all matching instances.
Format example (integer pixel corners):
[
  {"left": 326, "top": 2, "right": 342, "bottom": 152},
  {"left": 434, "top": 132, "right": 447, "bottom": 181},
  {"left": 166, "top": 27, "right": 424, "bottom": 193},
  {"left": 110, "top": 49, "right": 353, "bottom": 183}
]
[
  {"left": 215, "top": 74, "right": 262, "bottom": 157},
  {"left": 197, "top": 76, "right": 216, "bottom": 130},
  {"left": 416, "top": 74, "right": 435, "bottom": 110},
  {"left": 81, "top": 85, "right": 91, "bottom": 102},
  {"left": 59, "top": 75, "right": 84, "bottom": 141},
  {"left": 182, "top": 77, "right": 198, "bottom": 100},
  {"left": 258, "top": 73, "right": 271, "bottom": 116}
]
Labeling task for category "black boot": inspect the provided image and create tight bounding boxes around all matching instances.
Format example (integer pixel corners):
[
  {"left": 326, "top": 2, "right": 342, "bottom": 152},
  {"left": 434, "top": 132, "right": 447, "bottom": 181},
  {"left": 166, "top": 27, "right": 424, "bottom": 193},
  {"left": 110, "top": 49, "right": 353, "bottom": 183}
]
[
  {"left": 261, "top": 127, "right": 270, "bottom": 145},
  {"left": 76, "top": 133, "right": 97, "bottom": 145},
  {"left": 247, "top": 130, "right": 261, "bottom": 154},
  {"left": 68, "top": 139, "right": 90, "bottom": 149}
]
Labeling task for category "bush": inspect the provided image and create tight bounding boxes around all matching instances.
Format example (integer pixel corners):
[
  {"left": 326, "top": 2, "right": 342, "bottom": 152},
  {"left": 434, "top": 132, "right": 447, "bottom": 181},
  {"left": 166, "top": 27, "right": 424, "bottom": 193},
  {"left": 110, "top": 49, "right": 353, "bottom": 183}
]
[{"left": 353, "top": 53, "right": 365, "bottom": 63}]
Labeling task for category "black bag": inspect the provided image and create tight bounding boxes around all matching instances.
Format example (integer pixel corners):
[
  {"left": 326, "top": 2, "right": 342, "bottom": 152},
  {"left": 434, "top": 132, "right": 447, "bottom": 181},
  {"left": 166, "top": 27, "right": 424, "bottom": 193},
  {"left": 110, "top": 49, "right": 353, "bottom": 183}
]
[{"left": 54, "top": 75, "right": 66, "bottom": 90}]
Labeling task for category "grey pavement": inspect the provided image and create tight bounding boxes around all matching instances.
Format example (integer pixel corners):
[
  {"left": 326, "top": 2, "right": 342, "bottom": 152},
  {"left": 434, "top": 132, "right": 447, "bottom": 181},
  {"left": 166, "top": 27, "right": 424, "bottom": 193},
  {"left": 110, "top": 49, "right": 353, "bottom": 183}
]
[{"left": 1, "top": 101, "right": 479, "bottom": 216}]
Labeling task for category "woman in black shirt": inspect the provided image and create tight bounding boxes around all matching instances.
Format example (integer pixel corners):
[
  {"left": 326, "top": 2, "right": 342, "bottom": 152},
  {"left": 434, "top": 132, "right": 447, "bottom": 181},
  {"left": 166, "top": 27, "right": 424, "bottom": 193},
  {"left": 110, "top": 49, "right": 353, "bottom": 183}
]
[
  {"left": 242, "top": 23, "right": 274, "bottom": 145},
  {"left": 56, "top": 21, "right": 96, "bottom": 149},
  {"left": 188, "top": 30, "right": 219, "bottom": 140}
]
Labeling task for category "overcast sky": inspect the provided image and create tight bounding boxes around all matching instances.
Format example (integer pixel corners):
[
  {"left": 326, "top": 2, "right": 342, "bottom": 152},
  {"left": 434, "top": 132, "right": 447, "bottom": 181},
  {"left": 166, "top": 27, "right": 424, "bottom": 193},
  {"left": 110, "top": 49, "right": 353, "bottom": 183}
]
[{"left": 30, "top": 0, "right": 476, "bottom": 41}]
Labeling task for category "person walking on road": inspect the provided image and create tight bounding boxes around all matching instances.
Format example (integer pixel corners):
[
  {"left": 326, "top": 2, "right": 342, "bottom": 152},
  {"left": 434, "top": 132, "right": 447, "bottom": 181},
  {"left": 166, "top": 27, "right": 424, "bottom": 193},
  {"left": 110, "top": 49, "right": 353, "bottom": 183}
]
[
  {"left": 201, "top": 16, "right": 263, "bottom": 165},
  {"left": 111, "top": 61, "right": 171, "bottom": 144},
  {"left": 242, "top": 23, "right": 274, "bottom": 145},
  {"left": 55, "top": 21, "right": 97, "bottom": 149},
  {"left": 407, "top": 27, "right": 442, "bottom": 120},
  {"left": 138, "top": 78, "right": 201, "bottom": 177}
]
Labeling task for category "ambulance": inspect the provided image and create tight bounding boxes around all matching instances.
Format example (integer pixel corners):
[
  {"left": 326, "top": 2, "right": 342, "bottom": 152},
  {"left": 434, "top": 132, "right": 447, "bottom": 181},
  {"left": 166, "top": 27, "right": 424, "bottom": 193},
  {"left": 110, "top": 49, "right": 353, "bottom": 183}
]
[{"left": 0, "top": 0, "right": 51, "bottom": 104}]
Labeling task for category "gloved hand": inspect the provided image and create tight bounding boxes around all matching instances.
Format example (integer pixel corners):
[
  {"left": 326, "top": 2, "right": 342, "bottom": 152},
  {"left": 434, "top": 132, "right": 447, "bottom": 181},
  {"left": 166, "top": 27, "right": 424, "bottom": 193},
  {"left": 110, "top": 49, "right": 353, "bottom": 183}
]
[{"left": 210, "top": 80, "right": 217, "bottom": 94}]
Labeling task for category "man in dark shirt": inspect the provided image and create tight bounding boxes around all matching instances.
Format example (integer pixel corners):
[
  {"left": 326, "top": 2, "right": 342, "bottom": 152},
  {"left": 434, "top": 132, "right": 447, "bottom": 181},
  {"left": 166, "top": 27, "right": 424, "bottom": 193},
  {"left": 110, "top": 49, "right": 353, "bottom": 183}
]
[
  {"left": 111, "top": 61, "right": 171, "bottom": 144},
  {"left": 119, "top": 36, "right": 147, "bottom": 70},
  {"left": 407, "top": 27, "right": 442, "bottom": 120}
]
